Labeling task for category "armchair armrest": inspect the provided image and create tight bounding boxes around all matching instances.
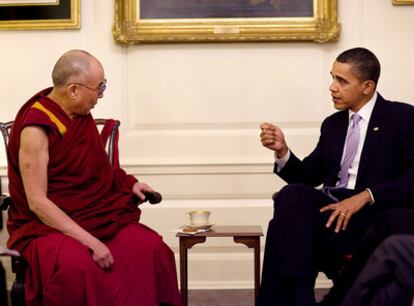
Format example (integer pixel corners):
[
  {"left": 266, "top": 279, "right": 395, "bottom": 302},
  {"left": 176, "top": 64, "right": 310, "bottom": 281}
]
[{"left": 0, "top": 194, "right": 12, "bottom": 211}]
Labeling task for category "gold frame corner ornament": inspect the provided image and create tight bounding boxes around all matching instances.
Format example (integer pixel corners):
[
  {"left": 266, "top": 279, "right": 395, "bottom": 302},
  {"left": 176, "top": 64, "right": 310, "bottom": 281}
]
[
  {"left": 0, "top": 0, "right": 80, "bottom": 30},
  {"left": 113, "top": 0, "right": 340, "bottom": 44}
]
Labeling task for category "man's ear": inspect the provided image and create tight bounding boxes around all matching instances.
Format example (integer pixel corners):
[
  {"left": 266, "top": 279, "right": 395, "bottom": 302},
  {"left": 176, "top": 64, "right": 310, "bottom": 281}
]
[
  {"left": 362, "top": 80, "right": 376, "bottom": 95},
  {"left": 66, "top": 84, "right": 78, "bottom": 98}
]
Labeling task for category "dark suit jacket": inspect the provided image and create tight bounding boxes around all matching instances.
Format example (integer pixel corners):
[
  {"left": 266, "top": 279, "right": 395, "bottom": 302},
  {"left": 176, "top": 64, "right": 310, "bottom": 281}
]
[
  {"left": 276, "top": 94, "right": 414, "bottom": 208},
  {"left": 341, "top": 234, "right": 414, "bottom": 306}
]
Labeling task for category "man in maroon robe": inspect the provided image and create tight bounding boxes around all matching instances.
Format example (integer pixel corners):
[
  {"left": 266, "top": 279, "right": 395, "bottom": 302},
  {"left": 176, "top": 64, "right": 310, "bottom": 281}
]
[{"left": 6, "top": 50, "right": 182, "bottom": 306}]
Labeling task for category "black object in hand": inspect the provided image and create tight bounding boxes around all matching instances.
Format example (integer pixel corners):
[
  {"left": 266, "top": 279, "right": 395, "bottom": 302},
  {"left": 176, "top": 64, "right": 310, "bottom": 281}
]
[
  {"left": 132, "top": 191, "right": 162, "bottom": 205},
  {"left": 142, "top": 191, "right": 162, "bottom": 204}
]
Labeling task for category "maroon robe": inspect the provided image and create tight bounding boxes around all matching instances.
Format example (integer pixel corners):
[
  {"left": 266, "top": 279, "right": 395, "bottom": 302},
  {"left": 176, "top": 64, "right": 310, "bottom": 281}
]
[{"left": 7, "top": 88, "right": 182, "bottom": 306}]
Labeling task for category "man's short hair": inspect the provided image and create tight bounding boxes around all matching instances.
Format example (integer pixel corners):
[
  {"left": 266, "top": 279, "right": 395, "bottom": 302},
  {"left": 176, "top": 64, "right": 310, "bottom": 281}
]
[{"left": 336, "top": 47, "right": 381, "bottom": 86}]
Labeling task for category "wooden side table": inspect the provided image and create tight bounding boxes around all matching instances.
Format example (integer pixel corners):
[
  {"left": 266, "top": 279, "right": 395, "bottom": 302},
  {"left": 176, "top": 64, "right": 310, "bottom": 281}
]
[{"left": 176, "top": 225, "right": 263, "bottom": 306}]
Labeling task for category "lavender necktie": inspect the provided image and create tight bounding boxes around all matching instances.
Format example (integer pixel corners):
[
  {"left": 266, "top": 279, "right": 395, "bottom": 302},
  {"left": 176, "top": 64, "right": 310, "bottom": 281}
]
[{"left": 336, "top": 113, "right": 362, "bottom": 188}]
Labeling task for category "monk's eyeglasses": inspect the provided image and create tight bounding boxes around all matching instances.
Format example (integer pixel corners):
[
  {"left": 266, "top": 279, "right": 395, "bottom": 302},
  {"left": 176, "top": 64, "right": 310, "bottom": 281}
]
[{"left": 72, "top": 79, "right": 107, "bottom": 96}]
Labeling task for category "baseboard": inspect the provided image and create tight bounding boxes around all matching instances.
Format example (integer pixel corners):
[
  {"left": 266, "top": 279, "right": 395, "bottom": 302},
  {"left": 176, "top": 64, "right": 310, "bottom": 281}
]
[{"left": 185, "top": 278, "right": 332, "bottom": 290}]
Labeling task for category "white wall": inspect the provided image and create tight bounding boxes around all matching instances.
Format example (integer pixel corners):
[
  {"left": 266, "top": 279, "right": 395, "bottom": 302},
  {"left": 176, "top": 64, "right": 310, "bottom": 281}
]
[{"left": 1, "top": 0, "right": 414, "bottom": 291}]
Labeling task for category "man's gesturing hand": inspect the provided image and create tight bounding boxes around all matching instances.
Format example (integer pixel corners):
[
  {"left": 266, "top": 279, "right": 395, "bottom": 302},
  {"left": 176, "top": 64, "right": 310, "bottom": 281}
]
[{"left": 260, "top": 122, "right": 288, "bottom": 158}]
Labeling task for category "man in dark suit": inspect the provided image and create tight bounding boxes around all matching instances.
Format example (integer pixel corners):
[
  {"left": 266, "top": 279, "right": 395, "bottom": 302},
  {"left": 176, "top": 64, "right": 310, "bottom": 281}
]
[
  {"left": 341, "top": 234, "right": 414, "bottom": 306},
  {"left": 321, "top": 208, "right": 414, "bottom": 306},
  {"left": 258, "top": 47, "right": 414, "bottom": 306}
]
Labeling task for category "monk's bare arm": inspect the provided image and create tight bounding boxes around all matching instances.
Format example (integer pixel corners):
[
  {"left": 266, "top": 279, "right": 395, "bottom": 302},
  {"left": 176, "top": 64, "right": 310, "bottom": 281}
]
[{"left": 19, "top": 126, "right": 113, "bottom": 269}]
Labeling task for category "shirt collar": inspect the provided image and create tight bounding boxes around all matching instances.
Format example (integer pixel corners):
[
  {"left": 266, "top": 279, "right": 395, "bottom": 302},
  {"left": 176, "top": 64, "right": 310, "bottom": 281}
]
[{"left": 349, "top": 91, "right": 377, "bottom": 123}]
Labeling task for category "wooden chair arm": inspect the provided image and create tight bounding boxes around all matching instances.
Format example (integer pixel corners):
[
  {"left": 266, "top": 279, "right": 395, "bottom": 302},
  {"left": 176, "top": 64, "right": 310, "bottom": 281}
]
[{"left": 0, "top": 195, "right": 12, "bottom": 211}]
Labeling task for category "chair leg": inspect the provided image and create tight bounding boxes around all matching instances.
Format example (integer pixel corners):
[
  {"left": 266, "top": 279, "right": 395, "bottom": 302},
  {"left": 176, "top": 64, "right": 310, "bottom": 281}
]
[
  {"left": 0, "top": 262, "right": 8, "bottom": 306},
  {"left": 11, "top": 280, "right": 25, "bottom": 306},
  {"left": 11, "top": 257, "right": 26, "bottom": 306}
]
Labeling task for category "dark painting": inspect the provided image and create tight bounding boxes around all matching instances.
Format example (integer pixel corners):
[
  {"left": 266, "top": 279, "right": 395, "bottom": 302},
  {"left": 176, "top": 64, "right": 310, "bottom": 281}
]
[
  {"left": 140, "top": 0, "right": 313, "bottom": 19},
  {"left": 0, "top": 0, "right": 71, "bottom": 21}
]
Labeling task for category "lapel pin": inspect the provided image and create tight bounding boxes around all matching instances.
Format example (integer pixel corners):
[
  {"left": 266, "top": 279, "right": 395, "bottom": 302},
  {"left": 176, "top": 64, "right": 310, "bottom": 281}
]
[{"left": 373, "top": 127, "right": 379, "bottom": 131}]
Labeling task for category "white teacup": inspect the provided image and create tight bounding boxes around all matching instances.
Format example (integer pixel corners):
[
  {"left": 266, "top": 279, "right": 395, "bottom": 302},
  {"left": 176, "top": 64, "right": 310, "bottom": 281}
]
[{"left": 187, "top": 210, "right": 211, "bottom": 226}]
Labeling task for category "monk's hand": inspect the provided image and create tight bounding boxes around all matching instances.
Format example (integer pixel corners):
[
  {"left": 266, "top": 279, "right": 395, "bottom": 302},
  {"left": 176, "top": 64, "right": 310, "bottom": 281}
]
[
  {"left": 90, "top": 239, "right": 114, "bottom": 270},
  {"left": 320, "top": 190, "right": 372, "bottom": 233},
  {"left": 260, "top": 122, "right": 288, "bottom": 158},
  {"left": 132, "top": 182, "right": 154, "bottom": 202}
]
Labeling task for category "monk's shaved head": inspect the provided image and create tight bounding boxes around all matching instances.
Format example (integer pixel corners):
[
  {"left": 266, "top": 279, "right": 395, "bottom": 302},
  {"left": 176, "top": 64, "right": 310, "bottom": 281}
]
[
  {"left": 51, "top": 50, "right": 99, "bottom": 87},
  {"left": 46, "top": 50, "right": 105, "bottom": 117}
]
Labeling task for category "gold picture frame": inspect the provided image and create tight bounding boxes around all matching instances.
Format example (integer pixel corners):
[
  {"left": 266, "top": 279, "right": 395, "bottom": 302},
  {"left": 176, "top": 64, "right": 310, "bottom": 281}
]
[
  {"left": 393, "top": 0, "right": 414, "bottom": 4},
  {"left": 113, "top": 0, "right": 340, "bottom": 44},
  {"left": 0, "top": 0, "right": 80, "bottom": 30}
]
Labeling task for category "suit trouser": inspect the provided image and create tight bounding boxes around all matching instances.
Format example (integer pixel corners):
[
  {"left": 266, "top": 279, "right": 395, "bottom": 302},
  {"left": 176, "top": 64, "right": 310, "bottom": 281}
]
[
  {"left": 320, "top": 208, "right": 414, "bottom": 306},
  {"left": 340, "top": 235, "right": 414, "bottom": 306},
  {"left": 257, "top": 184, "right": 375, "bottom": 306}
]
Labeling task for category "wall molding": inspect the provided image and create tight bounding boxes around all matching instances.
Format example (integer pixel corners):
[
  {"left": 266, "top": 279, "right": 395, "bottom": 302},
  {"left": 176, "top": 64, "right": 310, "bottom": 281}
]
[
  {"left": 0, "top": 160, "right": 278, "bottom": 176},
  {"left": 0, "top": 160, "right": 275, "bottom": 177},
  {"left": 121, "top": 159, "right": 273, "bottom": 175},
  {"left": 126, "top": 121, "right": 321, "bottom": 131}
]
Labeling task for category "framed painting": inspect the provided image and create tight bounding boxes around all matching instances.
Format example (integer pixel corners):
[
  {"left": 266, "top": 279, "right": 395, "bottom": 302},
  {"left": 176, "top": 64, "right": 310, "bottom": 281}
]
[
  {"left": 113, "top": 0, "right": 340, "bottom": 44},
  {"left": 0, "top": 0, "right": 80, "bottom": 30},
  {"left": 393, "top": 0, "right": 414, "bottom": 4}
]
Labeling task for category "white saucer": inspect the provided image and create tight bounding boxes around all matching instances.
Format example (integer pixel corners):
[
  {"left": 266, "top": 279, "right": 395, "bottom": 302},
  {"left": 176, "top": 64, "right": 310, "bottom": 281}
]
[{"left": 184, "top": 223, "right": 214, "bottom": 230}]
